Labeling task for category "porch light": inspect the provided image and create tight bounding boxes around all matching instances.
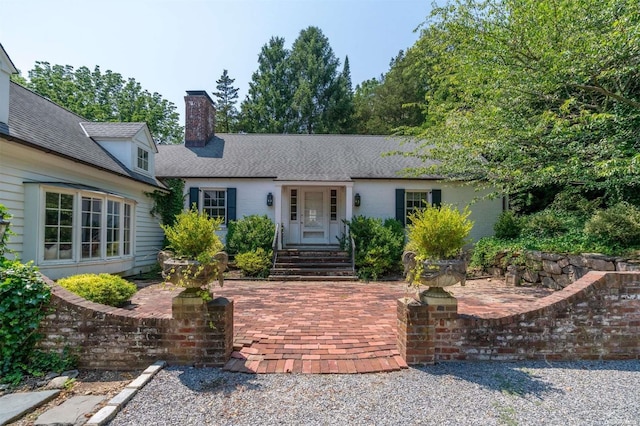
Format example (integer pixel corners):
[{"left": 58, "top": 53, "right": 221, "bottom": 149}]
[
  {"left": 267, "top": 192, "right": 274, "bottom": 207},
  {"left": 354, "top": 193, "right": 361, "bottom": 207},
  {"left": 0, "top": 214, "right": 10, "bottom": 241}
]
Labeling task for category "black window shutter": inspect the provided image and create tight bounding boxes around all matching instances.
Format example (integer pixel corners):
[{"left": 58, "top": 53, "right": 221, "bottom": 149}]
[
  {"left": 395, "top": 188, "right": 405, "bottom": 226},
  {"left": 227, "top": 188, "right": 237, "bottom": 222},
  {"left": 189, "top": 187, "right": 199, "bottom": 210},
  {"left": 432, "top": 189, "right": 442, "bottom": 207}
]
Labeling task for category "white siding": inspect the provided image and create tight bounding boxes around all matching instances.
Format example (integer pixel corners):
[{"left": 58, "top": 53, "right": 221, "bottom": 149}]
[
  {"left": 0, "top": 139, "right": 164, "bottom": 279},
  {"left": 183, "top": 178, "right": 275, "bottom": 242},
  {"left": 180, "top": 178, "right": 502, "bottom": 244},
  {"left": 352, "top": 179, "right": 502, "bottom": 241}
]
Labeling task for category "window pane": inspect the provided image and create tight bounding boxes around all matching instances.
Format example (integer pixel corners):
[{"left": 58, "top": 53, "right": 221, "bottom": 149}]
[
  {"left": 61, "top": 194, "right": 74, "bottom": 210},
  {"left": 44, "top": 192, "right": 74, "bottom": 260}
]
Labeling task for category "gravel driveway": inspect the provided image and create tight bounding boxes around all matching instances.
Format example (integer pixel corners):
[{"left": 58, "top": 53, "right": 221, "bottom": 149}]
[{"left": 109, "top": 360, "right": 640, "bottom": 425}]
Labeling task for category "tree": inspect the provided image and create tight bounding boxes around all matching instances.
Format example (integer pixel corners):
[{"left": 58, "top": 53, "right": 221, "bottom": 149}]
[
  {"left": 352, "top": 49, "right": 428, "bottom": 135},
  {"left": 239, "top": 37, "right": 294, "bottom": 133},
  {"left": 289, "top": 26, "right": 342, "bottom": 133},
  {"left": 240, "top": 27, "right": 354, "bottom": 134},
  {"left": 20, "top": 62, "right": 183, "bottom": 144},
  {"left": 403, "top": 0, "right": 640, "bottom": 208},
  {"left": 327, "top": 56, "right": 355, "bottom": 134},
  {"left": 212, "top": 69, "right": 239, "bottom": 133}
]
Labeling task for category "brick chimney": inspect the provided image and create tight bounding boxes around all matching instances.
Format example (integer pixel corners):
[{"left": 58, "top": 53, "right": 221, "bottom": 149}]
[{"left": 184, "top": 90, "right": 216, "bottom": 147}]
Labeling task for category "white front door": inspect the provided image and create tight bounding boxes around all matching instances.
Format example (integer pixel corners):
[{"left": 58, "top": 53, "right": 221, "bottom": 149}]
[{"left": 301, "top": 189, "right": 328, "bottom": 244}]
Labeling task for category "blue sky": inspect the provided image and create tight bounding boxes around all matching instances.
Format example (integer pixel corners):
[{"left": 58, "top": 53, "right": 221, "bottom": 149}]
[{"left": 1, "top": 0, "right": 436, "bottom": 121}]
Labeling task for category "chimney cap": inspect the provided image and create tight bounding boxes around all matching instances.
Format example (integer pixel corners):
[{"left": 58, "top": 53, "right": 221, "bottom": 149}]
[{"left": 186, "top": 90, "right": 215, "bottom": 104}]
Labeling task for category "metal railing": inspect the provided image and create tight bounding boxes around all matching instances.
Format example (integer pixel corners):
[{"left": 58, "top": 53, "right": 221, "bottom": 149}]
[
  {"left": 350, "top": 234, "right": 356, "bottom": 273},
  {"left": 271, "top": 222, "right": 280, "bottom": 268}
]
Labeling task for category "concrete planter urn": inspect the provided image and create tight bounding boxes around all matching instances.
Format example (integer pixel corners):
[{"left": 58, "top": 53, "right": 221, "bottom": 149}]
[
  {"left": 158, "top": 250, "right": 228, "bottom": 290},
  {"left": 403, "top": 251, "right": 467, "bottom": 300}
]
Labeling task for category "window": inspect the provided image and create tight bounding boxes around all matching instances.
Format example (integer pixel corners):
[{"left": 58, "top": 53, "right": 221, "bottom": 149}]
[
  {"left": 123, "top": 204, "right": 132, "bottom": 255},
  {"left": 330, "top": 189, "right": 337, "bottom": 221},
  {"left": 406, "top": 191, "right": 428, "bottom": 224},
  {"left": 290, "top": 189, "right": 298, "bottom": 221},
  {"left": 81, "top": 196, "right": 102, "bottom": 259},
  {"left": 137, "top": 147, "right": 149, "bottom": 171},
  {"left": 43, "top": 189, "right": 133, "bottom": 262},
  {"left": 106, "top": 200, "right": 120, "bottom": 257},
  {"left": 44, "top": 192, "right": 74, "bottom": 260},
  {"left": 203, "top": 190, "right": 226, "bottom": 223}
]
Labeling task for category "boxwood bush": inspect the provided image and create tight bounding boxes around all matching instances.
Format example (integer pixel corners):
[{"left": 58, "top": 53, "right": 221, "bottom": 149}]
[
  {"left": 342, "top": 216, "right": 405, "bottom": 280},
  {"left": 235, "top": 248, "right": 272, "bottom": 278},
  {"left": 57, "top": 273, "right": 137, "bottom": 307},
  {"left": 226, "top": 215, "right": 275, "bottom": 255}
]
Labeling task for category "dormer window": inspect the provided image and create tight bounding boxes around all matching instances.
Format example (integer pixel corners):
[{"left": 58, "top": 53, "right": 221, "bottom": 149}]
[{"left": 137, "top": 147, "right": 149, "bottom": 171}]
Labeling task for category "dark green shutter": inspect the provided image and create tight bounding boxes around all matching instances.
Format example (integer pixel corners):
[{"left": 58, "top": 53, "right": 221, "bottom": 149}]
[
  {"left": 395, "top": 188, "right": 405, "bottom": 226},
  {"left": 189, "top": 187, "right": 199, "bottom": 210},
  {"left": 431, "top": 189, "right": 442, "bottom": 207},
  {"left": 227, "top": 188, "right": 237, "bottom": 223}
]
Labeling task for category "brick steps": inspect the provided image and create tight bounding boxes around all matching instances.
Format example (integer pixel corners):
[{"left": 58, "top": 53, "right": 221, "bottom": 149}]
[{"left": 269, "top": 247, "right": 357, "bottom": 281}]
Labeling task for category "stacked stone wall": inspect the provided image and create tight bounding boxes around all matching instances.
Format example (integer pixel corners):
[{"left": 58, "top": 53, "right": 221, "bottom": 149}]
[{"left": 489, "top": 251, "right": 640, "bottom": 289}]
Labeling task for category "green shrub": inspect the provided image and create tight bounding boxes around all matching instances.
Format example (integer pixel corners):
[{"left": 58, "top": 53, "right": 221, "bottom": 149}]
[
  {"left": 0, "top": 259, "right": 52, "bottom": 382},
  {"left": 57, "top": 274, "right": 137, "bottom": 307},
  {"left": 493, "top": 210, "right": 522, "bottom": 239},
  {"left": 584, "top": 202, "right": 640, "bottom": 247},
  {"left": 344, "top": 216, "right": 405, "bottom": 280},
  {"left": 161, "top": 207, "right": 224, "bottom": 262},
  {"left": 520, "top": 210, "right": 568, "bottom": 238},
  {"left": 469, "top": 237, "right": 526, "bottom": 270},
  {"left": 226, "top": 215, "right": 275, "bottom": 255},
  {"left": 235, "top": 248, "right": 272, "bottom": 277},
  {"left": 406, "top": 204, "right": 473, "bottom": 259}
]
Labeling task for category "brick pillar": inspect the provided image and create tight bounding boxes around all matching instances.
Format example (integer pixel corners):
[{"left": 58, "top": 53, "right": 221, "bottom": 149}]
[
  {"left": 170, "top": 290, "right": 233, "bottom": 367},
  {"left": 397, "top": 293, "right": 458, "bottom": 365},
  {"left": 397, "top": 297, "right": 433, "bottom": 365}
]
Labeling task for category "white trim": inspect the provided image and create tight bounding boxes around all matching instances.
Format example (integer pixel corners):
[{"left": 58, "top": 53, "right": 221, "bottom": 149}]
[{"left": 200, "top": 187, "right": 228, "bottom": 226}]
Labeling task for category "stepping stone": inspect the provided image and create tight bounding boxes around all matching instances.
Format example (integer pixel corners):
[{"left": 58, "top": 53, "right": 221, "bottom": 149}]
[
  {"left": 0, "top": 390, "right": 60, "bottom": 425},
  {"left": 34, "top": 395, "right": 104, "bottom": 425}
]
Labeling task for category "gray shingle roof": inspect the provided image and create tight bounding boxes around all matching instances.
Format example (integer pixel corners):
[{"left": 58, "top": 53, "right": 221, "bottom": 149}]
[
  {"left": 80, "top": 122, "right": 147, "bottom": 139},
  {"left": 2, "top": 82, "right": 164, "bottom": 189},
  {"left": 156, "top": 133, "right": 439, "bottom": 181}
]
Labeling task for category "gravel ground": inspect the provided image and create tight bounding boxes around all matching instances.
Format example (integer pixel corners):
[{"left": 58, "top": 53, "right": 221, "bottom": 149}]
[{"left": 109, "top": 361, "right": 640, "bottom": 426}]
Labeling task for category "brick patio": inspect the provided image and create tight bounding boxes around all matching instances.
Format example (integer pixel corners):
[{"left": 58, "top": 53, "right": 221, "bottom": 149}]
[{"left": 129, "top": 279, "right": 554, "bottom": 373}]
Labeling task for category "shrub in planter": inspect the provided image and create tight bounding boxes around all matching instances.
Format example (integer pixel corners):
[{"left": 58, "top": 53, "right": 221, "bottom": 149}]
[
  {"left": 405, "top": 204, "right": 473, "bottom": 260},
  {"left": 235, "top": 248, "right": 272, "bottom": 277},
  {"left": 226, "top": 215, "right": 275, "bottom": 255},
  {"left": 584, "top": 202, "right": 640, "bottom": 247},
  {"left": 57, "top": 273, "right": 137, "bottom": 307},
  {"left": 159, "top": 207, "right": 226, "bottom": 287},
  {"left": 404, "top": 204, "right": 473, "bottom": 295}
]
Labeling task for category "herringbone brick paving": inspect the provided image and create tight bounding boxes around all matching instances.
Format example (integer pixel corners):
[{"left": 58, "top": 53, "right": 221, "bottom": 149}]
[{"left": 130, "top": 279, "right": 554, "bottom": 374}]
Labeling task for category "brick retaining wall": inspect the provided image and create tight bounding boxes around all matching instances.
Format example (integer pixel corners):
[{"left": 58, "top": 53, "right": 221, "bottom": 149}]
[
  {"left": 37, "top": 277, "right": 234, "bottom": 370},
  {"left": 398, "top": 272, "right": 640, "bottom": 364}
]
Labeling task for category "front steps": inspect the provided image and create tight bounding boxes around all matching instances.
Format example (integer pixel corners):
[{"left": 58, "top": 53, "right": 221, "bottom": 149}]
[{"left": 269, "top": 247, "right": 357, "bottom": 281}]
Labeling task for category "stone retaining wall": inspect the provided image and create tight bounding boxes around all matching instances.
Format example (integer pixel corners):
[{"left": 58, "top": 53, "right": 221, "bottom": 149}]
[
  {"left": 397, "top": 272, "right": 640, "bottom": 364},
  {"left": 37, "top": 276, "right": 234, "bottom": 370},
  {"left": 491, "top": 251, "right": 640, "bottom": 289}
]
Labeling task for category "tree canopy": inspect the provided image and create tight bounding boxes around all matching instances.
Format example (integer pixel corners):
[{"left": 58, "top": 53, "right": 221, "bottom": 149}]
[
  {"left": 213, "top": 69, "right": 239, "bottom": 133},
  {"left": 401, "top": 0, "right": 640, "bottom": 208},
  {"left": 13, "top": 62, "right": 183, "bottom": 144},
  {"left": 240, "top": 27, "right": 354, "bottom": 134}
]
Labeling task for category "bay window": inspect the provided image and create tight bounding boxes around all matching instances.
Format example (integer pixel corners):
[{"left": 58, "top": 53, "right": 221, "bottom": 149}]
[{"left": 43, "top": 188, "right": 134, "bottom": 262}]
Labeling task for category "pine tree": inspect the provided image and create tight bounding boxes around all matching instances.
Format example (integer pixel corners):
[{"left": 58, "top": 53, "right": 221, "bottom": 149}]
[
  {"left": 239, "top": 37, "right": 293, "bottom": 133},
  {"left": 212, "top": 69, "right": 239, "bottom": 133}
]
